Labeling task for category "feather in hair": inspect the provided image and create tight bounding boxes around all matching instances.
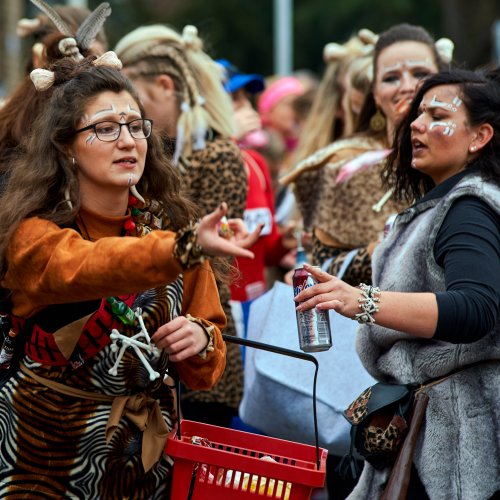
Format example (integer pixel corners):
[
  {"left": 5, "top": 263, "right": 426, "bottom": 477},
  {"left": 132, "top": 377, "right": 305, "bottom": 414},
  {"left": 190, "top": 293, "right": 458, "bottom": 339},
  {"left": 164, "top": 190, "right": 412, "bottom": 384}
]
[
  {"left": 76, "top": 2, "right": 111, "bottom": 50},
  {"left": 30, "top": 0, "right": 72, "bottom": 36}
]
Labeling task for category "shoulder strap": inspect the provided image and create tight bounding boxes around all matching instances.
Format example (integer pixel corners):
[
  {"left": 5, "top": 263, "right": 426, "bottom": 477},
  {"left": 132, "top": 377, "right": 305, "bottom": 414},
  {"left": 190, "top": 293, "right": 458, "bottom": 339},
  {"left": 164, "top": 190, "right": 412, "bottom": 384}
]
[{"left": 418, "top": 359, "right": 498, "bottom": 394}]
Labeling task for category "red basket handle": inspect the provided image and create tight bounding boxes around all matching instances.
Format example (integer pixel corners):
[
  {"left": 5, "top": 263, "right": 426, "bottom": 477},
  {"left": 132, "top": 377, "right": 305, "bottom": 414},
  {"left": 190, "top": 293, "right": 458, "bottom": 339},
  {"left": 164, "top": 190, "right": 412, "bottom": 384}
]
[{"left": 176, "top": 334, "right": 321, "bottom": 470}]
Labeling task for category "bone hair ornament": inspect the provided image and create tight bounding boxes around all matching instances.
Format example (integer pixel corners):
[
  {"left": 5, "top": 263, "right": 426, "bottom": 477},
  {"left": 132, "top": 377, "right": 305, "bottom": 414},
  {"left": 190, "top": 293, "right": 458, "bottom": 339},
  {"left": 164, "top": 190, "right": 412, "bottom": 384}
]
[
  {"left": 358, "top": 28, "right": 379, "bottom": 46},
  {"left": 58, "top": 37, "right": 84, "bottom": 61},
  {"left": 181, "top": 25, "right": 202, "bottom": 51},
  {"left": 30, "top": 51, "right": 123, "bottom": 91},
  {"left": 323, "top": 43, "right": 350, "bottom": 63},
  {"left": 16, "top": 17, "right": 42, "bottom": 38},
  {"left": 434, "top": 37, "right": 454, "bottom": 64}
]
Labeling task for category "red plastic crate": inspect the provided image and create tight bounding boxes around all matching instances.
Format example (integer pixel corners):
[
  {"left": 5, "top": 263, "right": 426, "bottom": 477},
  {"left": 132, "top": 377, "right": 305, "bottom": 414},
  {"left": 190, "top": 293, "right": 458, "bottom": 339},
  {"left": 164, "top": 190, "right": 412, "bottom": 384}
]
[{"left": 165, "top": 419, "right": 327, "bottom": 499}]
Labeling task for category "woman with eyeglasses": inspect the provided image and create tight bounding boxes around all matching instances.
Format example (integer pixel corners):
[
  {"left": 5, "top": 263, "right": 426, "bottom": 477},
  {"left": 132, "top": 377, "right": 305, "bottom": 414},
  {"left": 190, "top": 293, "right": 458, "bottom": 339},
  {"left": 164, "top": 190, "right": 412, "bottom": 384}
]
[{"left": 0, "top": 52, "right": 259, "bottom": 498}]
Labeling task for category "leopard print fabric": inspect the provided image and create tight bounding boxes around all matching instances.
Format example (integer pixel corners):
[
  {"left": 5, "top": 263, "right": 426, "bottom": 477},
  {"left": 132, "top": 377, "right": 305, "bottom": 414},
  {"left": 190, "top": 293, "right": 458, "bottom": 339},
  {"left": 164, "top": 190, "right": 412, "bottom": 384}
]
[
  {"left": 180, "top": 136, "right": 247, "bottom": 219},
  {"left": 363, "top": 415, "right": 407, "bottom": 454},
  {"left": 345, "top": 386, "right": 407, "bottom": 455},
  {"left": 344, "top": 386, "right": 371, "bottom": 424},
  {"left": 311, "top": 234, "right": 373, "bottom": 286},
  {"left": 290, "top": 135, "right": 406, "bottom": 249},
  {"left": 314, "top": 155, "right": 404, "bottom": 249},
  {"left": 178, "top": 135, "right": 247, "bottom": 410}
]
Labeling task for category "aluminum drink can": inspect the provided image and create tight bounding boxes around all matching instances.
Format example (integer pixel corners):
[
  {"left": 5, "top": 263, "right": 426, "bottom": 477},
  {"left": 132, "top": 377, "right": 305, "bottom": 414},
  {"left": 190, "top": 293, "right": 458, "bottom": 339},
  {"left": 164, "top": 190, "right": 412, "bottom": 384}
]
[{"left": 293, "top": 266, "right": 332, "bottom": 352}]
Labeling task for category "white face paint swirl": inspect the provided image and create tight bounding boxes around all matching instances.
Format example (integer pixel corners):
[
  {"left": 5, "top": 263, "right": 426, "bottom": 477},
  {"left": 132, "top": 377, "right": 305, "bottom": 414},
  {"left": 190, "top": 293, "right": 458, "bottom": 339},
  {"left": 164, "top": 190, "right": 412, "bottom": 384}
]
[{"left": 429, "top": 121, "right": 457, "bottom": 136}]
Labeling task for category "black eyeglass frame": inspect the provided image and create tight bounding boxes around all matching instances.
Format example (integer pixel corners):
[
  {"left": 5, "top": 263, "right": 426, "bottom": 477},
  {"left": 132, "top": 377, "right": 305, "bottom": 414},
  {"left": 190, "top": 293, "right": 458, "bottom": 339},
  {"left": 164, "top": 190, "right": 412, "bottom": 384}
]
[{"left": 75, "top": 118, "right": 154, "bottom": 142}]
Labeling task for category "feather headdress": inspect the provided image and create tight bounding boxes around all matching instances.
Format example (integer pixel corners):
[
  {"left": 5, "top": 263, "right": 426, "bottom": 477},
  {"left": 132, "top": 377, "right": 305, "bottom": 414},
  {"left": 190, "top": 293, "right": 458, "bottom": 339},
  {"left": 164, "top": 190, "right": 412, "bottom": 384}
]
[{"left": 29, "top": 0, "right": 111, "bottom": 60}]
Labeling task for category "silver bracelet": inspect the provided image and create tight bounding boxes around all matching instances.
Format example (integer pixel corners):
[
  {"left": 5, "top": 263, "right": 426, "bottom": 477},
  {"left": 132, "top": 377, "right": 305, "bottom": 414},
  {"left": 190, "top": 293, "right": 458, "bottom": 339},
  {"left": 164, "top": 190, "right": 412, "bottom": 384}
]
[{"left": 354, "top": 283, "right": 381, "bottom": 324}]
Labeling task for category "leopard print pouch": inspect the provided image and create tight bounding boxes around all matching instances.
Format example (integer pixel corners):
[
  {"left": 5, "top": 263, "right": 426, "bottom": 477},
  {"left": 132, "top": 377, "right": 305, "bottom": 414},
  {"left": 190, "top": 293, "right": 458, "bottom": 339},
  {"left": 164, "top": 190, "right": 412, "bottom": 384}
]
[{"left": 341, "top": 382, "right": 416, "bottom": 472}]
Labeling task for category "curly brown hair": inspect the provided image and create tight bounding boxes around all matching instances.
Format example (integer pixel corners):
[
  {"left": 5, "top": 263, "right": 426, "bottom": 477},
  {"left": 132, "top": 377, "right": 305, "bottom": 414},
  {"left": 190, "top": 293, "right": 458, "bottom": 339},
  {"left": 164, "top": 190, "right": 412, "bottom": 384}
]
[{"left": 0, "top": 56, "right": 197, "bottom": 279}]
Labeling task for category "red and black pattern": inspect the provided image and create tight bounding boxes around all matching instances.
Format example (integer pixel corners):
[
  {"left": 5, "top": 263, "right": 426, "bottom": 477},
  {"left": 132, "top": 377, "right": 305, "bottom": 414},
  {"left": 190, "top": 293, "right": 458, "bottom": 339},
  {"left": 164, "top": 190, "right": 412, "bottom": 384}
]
[{"left": 0, "top": 280, "right": 183, "bottom": 498}]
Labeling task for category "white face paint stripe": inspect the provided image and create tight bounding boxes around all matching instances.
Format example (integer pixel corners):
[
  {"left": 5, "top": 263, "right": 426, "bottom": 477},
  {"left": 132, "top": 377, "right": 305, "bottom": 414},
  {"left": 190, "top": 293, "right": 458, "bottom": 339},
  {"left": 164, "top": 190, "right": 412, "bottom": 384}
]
[
  {"left": 85, "top": 133, "right": 97, "bottom": 144},
  {"left": 89, "top": 104, "right": 117, "bottom": 122},
  {"left": 430, "top": 95, "right": 462, "bottom": 113},
  {"left": 429, "top": 121, "right": 456, "bottom": 136},
  {"left": 406, "top": 59, "right": 434, "bottom": 68},
  {"left": 380, "top": 62, "right": 402, "bottom": 74},
  {"left": 381, "top": 59, "right": 434, "bottom": 74}
]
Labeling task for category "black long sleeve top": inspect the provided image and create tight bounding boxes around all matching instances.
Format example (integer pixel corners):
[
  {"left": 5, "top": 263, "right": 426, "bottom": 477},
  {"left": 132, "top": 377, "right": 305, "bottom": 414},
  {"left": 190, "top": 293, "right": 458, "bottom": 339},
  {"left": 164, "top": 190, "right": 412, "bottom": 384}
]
[{"left": 413, "top": 168, "right": 499, "bottom": 343}]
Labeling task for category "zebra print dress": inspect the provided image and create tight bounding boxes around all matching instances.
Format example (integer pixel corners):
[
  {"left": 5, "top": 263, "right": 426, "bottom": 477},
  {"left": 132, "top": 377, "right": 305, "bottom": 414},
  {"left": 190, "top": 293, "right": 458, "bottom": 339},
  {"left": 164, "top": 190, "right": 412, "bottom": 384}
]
[{"left": 0, "top": 281, "right": 184, "bottom": 499}]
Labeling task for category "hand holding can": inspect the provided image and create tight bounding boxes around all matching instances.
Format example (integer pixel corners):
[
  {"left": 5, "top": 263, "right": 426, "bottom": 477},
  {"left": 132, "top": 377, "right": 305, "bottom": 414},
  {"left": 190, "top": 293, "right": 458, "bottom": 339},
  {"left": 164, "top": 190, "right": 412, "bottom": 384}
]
[{"left": 293, "top": 266, "right": 332, "bottom": 352}]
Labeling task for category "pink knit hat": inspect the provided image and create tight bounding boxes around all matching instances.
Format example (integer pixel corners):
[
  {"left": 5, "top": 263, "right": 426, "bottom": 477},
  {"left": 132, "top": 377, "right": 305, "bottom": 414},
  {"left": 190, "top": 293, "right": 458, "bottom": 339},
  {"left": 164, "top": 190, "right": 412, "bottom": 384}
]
[{"left": 257, "top": 76, "right": 304, "bottom": 120}]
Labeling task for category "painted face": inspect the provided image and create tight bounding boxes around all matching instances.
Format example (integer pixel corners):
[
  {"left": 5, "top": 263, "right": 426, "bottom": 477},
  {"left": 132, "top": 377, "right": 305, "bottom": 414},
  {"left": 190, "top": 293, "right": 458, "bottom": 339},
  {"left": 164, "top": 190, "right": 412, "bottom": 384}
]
[
  {"left": 410, "top": 84, "right": 476, "bottom": 184},
  {"left": 374, "top": 41, "right": 438, "bottom": 133},
  {"left": 71, "top": 90, "right": 147, "bottom": 202}
]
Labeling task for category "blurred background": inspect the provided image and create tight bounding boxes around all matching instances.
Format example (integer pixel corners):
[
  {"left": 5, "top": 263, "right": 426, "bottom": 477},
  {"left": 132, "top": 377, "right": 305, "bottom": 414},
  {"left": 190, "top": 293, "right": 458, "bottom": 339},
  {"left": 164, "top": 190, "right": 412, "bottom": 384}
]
[{"left": 1, "top": 0, "right": 500, "bottom": 98}]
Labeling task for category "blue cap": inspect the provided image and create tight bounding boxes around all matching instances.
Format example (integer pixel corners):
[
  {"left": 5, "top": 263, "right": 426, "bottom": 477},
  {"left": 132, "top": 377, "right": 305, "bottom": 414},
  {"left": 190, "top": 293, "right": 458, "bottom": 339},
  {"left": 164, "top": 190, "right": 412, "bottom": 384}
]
[{"left": 216, "top": 59, "right": 265, "bottom": 94}]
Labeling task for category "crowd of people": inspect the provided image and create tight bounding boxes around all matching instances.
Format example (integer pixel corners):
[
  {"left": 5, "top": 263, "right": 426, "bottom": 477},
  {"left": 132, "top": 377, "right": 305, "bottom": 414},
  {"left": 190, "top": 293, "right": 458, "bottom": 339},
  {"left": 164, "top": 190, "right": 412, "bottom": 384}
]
[{"left": 0, "top": 1, "right": 497, "bottom": 499}]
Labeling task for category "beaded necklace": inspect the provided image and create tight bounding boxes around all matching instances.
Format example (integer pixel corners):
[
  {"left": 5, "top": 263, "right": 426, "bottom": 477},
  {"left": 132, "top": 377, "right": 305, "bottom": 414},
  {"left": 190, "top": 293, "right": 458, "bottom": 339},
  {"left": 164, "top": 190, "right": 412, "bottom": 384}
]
[
  {"left": 78, "top": 195, "right": 167, "bottom": 241},
  {"left": 125, "top": 194, "right": 167, "bottom": 236}
]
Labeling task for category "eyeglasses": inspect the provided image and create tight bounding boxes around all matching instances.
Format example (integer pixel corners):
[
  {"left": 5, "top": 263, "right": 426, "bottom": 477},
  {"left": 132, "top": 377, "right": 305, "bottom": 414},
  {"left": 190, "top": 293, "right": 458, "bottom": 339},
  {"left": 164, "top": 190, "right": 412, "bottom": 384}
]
[{"left": 75, "top": 119, "right": 153, "bottom": 142}]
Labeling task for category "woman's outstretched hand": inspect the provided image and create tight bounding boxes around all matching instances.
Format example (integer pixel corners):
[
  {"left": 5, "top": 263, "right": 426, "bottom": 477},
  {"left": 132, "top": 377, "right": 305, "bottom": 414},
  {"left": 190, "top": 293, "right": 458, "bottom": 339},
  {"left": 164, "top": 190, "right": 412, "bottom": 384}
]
[
  {"left": 293, "top": 264, "right": 360, "bottom": 319},
  {"left": 295, "top": 265, "right": 438, "bottom": 337},
  {"left": 197, "top": 202, "right": 262, "bottom": 258}
]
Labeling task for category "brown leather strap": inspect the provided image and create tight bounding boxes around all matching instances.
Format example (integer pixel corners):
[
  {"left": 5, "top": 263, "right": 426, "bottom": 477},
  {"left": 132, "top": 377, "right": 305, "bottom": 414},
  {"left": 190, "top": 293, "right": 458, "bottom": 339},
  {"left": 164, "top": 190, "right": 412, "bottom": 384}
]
[
  {"left": 381, "top": 360, "right": 497, "bottom": 500},
  {"left": 381, "top": 392, "right": 429, "bottom": 500},
  {"left": 20, "top": 364, "right": 168, "bottom": 472},
  {"left": 418, "top": 359, "right": 498, "bottom": 394}
]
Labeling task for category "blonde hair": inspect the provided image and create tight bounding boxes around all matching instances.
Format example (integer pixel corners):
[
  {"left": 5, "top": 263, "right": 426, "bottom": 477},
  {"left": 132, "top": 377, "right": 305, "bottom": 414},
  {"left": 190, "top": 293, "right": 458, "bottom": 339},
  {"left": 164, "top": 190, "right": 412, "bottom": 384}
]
[
  {"left": 115, "top": 24, "right": 234, "bottom": 163},
  {"left": 293, "top": 32, "right": 375, "bottom": 163}
]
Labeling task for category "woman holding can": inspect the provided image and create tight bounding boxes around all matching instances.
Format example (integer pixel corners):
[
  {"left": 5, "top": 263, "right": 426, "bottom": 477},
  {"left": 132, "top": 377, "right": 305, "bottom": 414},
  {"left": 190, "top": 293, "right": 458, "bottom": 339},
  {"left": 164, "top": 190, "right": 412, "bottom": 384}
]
[{"left": 294, "top": 68, "right": 500, "bottom": 499}]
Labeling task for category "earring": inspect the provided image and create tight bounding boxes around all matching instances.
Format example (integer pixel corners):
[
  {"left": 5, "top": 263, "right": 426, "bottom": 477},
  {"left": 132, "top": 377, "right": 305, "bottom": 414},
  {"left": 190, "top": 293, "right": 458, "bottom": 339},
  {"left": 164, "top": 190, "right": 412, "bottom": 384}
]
[
  {"left": 64, "top": 187, "right": 73, "bottom": 210},
  {"left": 370, "top": 109, "right": 386, "bottom": 132},
  {"left": 72, "top": 157, "right": 76, "bottom": 165},
  {"left": 469, "top": 145, "right": 477, "bottom": 153},
  {"left": 129, "top": 184, "right": 146, "bottom": 204}
]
